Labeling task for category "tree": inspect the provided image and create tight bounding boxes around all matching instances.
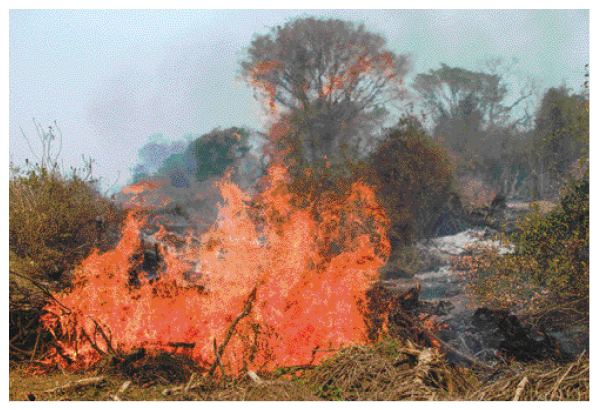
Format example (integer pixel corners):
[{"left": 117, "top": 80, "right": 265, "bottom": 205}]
[
  {"left": 526, "top": 85, "right": 589, "bottom": 199},
  {"left": 188, "top": 127, "right": 250, "bottom": 182},
  {"left": 414, "top": 63, "right": 506, "bottom": 126},
  {"left": 413, "top": 62, "right": 540, "bottom": 200},
  {"left": 364, "top": 116, "right": 454, "bottom": 244},
  {"left": 241, "top": 17, "right": 411, "bottom": 167}
]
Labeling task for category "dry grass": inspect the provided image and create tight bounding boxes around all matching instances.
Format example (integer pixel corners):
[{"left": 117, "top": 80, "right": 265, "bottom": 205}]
[
  {"left": 465, "top": 353, "right": 589, "bottom": 401},
  {"left": 11, "top": 338, "right": 588, "bottom": 401}
]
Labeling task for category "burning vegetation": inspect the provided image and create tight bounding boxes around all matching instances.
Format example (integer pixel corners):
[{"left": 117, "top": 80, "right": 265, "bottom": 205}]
[
  {"left": 10, "top": 15, "right": 589, "bottom": 401},
  {"left": 39, "top": 164, "right": 393, "bottom": 374}
]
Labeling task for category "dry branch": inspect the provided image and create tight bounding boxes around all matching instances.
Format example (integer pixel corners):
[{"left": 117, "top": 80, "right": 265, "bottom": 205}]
[
  {"left": 44, "top": 376, "right": 106, "bottom": 394},
  {"left": 10, "top": 269, "right": 71, "bottom": 313},
  {"left": 247, "top": 370, "right": 263, "bottom": 384},
  {"left": 512, "top": 376, "right": 529, "bottom": 401},
  {"left": 184, "top": 373, "right": 196, "bottom": 394},
  {"left": 163, "top": 287, "right": 258, "bottom": 396},
  {"left": 549, "top": 361, "right": 576, "bottom": 400},
  {"left": 416, "top": 321, "right": 495, "bottom": 372},
  {"left": 207, "top": 287, "right": 257, "bottom": 378},
  {"left": 212, "top": 338, "right": 226, "bottom": 376}
]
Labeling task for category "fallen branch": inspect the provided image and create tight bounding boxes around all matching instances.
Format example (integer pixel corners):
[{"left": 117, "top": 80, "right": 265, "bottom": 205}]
[
  {"left": 207, "top": 287, "right": 257, "bottom": 378},
  {"left": 247, "top": 370, "right": 262, "bottom": 384},
  {"left": 549, "top": 361, "right": 576, "bottom": 400},
  {"left": 163, "top": 287, "right": 258, "bottom": 396},
  {"left": 392, "top": 306, "right": 496, "bottom": 372},
  {"left": 184, "top": 373, "right": 196, "bottom": 394},
  {"left": 118, "top": 380, "right": 131, "bottom": 394},
  {"left": 110, "top": 380, "right": 131, "bottom": 401},
  {"left": 414, "top": 348, "right": 437, "bottom": 385},
  {"left": 44, "top": 376, "right": 106, "bottom": 394}
]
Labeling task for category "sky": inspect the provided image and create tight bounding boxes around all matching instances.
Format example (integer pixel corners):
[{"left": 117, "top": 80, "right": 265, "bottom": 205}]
[{"left": 8, "top": 8, "right": 590, "bottom": 193}]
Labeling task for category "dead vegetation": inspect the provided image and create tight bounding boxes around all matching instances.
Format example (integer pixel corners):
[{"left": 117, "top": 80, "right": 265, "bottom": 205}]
[
  {"left": 11, "top": 339, "right": 588, "bottom": 401},
  {"left": 10, "top": 274, "right": 589, "bottom": 401}
]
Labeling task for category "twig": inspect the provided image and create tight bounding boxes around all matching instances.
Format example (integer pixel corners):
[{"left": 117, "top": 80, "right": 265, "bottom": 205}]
[
  {"left": 92, "top": 319, "right": 119, "bottom": 357},
  {"left": 80, "top": 327, "right": 110, "bottom": 358},
  {"left": 44, "top": 376, "right": 106, "bottom": 394},
  {"left": 30, "top": 326, "right": 42, "bottom": 362},
  {"left": 421, "top": 322, "right": 495, "bottom": 371},
  {"left": 247, "top": 370, "right": 263, "bottom": 384},
  {"left": 162, "top": 375, "right": 200, "bottom": 396},
  {"left": 184, "top": 373, "right": 196, "bottom": 394},
  {"left": 207, "top": 287, "right": 257, "bottom": 378},
  {"left": 162, "top": 287, "right": 259, "bottom": 396},
  {"left": 512, "top": 376, "right": 529, "bottom": 401},
  {"left": 212, "top": 338, "right": 226, "bottom": 377},
  {"left": 414, "top": 348, "right": 437, "bottom": 385},
  {"left": 9, "top": 270, "right": 71, "bottom": 313},
  {"left": 549, "top": 361, "right": 576, "bottom": 400},
  {"left": 393, "top": 306, "right": 496, "bottom": 371},
  {"left": 118, "top": 380, "right": 131, "bottom": 394}
]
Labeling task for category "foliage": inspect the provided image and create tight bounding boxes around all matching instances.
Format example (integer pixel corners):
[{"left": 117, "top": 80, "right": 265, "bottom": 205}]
[
  {"left": 9, "top": 122, "right": 125, "bottom": 360},
  {"left": 525, "top": 85, "right": 589, "bottom": 199},
  {"left": 460, "top": 169, "right": 589, "bottom": 315},
  {"left": 185, "top": 127, "right": 250, "bottom": 182},
  {"left": 414, "top": 61, "right": 539, "bottom": 200},
  {"left": 515, "top": 170, "right": 588, "bottom": 295},
  {"left": 242, "top": 16, "right": 411, "bottom": 166},
  {"left": 10, "top": 166, "right": 123, "bottom": 284},
  {"left": 414, "top": 63, "right": 505, "bottom": 135},
  {"left": 364, "top": 117, "right": 455, "bottom": 245},
  {"left": 264, "top": 109, "right": 364, "bottom": 202}
]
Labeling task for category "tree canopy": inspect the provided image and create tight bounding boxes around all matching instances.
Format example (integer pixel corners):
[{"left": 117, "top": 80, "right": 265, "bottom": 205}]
[{"left": 241, "top": 17, "right": 411, "bottom": 166}]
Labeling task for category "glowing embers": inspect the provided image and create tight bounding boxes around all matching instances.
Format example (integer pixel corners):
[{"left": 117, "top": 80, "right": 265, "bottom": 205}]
[{"left": 41, "top": 166, "right": 390, "bottom": 374}]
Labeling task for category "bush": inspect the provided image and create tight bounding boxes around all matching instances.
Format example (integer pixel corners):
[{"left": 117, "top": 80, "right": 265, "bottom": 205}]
[
  {"left": 9, "top": 167, "right": 124, "bottom": 285},
  {"left": 461, "top": 169, "right": 589, "bottom": 315},
  {"left": 9, "top": 123, "right": 125, "bottom": 361},
  {"left": 364, "top": 117, "right": 455, "bottom": 245},
  {"left": 512, "top": 169, "right": 589, "bottom": 298}
]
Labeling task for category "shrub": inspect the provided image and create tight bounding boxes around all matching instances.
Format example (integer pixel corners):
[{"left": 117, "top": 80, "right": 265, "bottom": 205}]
[
  {"left": 364, "top": 117, "right": 455, "bottom": 245},
  {"left": 9, "top": 167, "right": 124, "bottom": 285},
  {"left": 513, "top": 169, "right": 589, "bottom": 298},
  {"left": 461, "top": 169, "right": 589, "bottom": 315},
  {"left": 9, "top": 122, "right": 125, "bottom": 360}
]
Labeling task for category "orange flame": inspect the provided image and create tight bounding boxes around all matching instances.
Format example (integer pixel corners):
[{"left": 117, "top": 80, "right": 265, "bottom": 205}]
[
  {"left": 41, "top": 165, "right": 390, "bottom": 374},
  {"left": 121, "top": 178, "right": 172, "bottom": 209}
]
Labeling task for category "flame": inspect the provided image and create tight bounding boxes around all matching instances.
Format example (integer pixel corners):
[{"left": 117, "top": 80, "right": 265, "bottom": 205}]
[
  {"left": 41, "top": 165, "right": 390, "bottom": 374},
  {"left": 121, "top": 178, "right": 172, "bottom": 209}
]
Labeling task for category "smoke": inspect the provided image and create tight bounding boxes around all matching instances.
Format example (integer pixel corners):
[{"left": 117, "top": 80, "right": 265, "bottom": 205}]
[{"left": 85, "top": 25, "right": 262, "bottom": 188}]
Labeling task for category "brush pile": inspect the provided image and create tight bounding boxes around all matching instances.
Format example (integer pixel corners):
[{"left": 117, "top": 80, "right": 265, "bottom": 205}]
[{"left": 153, "top": 340, "right": 588, "bottom": 401}]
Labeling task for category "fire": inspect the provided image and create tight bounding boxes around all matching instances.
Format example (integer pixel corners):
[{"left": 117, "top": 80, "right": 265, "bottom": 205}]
[
  {"left": 121, "top": 178, "right": 173, "bottom": 209},
  {"left": 41, "top": 165, "right": 390, "bottom": 374}
]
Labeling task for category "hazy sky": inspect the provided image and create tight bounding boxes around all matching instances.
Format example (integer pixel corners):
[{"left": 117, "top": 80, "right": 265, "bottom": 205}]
[{"left": 9, "top": 9, "right": 590, "bottom": 192}]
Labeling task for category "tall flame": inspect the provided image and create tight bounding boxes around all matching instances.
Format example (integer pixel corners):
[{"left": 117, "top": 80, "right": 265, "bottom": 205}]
[{"left": 41, "top": 165, "right": 390, "bottom": 373}]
